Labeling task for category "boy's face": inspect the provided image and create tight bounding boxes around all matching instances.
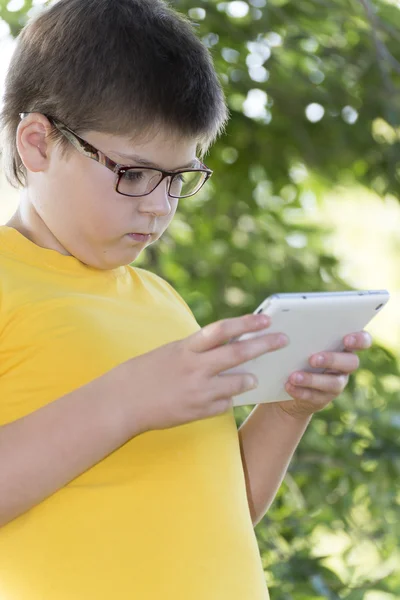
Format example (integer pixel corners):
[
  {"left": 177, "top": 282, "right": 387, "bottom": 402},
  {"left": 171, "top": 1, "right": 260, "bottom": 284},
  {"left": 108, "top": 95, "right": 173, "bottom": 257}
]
[{"left": 15, "top": 115, "right": 198, "bottom": 270}]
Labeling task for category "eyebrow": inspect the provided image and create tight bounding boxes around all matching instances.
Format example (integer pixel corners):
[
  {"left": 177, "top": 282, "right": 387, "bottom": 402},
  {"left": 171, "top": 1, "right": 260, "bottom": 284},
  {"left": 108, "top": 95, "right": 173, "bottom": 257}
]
[{"left": 109, "top": 151, "right": 199, "bottom": 170}]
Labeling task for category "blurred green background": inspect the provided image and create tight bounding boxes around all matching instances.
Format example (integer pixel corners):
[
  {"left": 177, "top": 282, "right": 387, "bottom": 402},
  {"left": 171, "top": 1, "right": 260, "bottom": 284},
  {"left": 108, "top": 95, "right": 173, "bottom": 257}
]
[{"left": 0, "top": 0, "right": 399, "bottom": 598}]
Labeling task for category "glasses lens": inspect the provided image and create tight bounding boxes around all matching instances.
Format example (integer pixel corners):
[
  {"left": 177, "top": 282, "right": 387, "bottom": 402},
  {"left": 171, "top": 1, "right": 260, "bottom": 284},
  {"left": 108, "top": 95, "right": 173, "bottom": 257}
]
[
  {"left": 117, "top": 168, "right": 208, "bottom": 197},
  {"left": 118, "top": 168, "right": 163, "bottom": 196},
  {"left": 170, "top": 171, "right": 207, "bottom": 198}
]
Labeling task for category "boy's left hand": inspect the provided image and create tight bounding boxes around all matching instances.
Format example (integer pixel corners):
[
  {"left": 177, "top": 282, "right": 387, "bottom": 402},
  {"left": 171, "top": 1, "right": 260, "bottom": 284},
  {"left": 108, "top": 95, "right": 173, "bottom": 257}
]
[{"left": 282, "top": 331, "right": 372, "bottom": 419}]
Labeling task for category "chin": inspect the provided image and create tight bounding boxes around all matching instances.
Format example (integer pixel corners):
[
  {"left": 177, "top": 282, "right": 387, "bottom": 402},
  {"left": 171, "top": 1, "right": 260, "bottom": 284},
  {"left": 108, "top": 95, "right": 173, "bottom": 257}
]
[
  {"left": 125, "top": 246, "right": 145, "bottom": 266},
  {"left": 85, "top": 252, "right": 139, "bottom": 271}
]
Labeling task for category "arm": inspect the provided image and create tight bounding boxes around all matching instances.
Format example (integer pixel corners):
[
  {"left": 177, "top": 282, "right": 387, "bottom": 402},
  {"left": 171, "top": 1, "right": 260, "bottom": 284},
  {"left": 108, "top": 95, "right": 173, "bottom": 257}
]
[
  {"left": 238, "top": 403, "right": 310, "bottom": 526},
  {"left": 0, "top": 313, "right": 284, "bottom": 528},
  {"left": 0, "top": 361, "right": 141, "bottom": 527},
  {"left": 238, "top": 332, "right": 370, "bottom": 526}
]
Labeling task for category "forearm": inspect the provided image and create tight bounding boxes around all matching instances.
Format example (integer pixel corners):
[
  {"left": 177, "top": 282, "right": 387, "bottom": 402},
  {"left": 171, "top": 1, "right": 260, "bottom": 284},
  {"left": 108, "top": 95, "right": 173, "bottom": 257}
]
[
  {"left": 238, "top": 402, "right": 311, "bottom": 526},
  {"left": 0, "top": 361, "right": 141, "bottom": 527}
]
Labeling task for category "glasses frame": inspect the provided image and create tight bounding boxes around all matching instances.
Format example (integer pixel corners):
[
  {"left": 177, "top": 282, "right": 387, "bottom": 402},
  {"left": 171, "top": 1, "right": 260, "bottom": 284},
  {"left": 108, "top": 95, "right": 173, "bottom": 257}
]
[{"left": 19, "top": 113, "right": 213, "bottom": 199}]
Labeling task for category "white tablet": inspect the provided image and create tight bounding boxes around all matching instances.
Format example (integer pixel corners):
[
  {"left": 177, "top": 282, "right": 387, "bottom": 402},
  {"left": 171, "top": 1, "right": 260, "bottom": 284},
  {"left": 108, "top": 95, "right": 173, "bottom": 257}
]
[{"left": 230, "top": 290, "right": 390, "bottom": 406}]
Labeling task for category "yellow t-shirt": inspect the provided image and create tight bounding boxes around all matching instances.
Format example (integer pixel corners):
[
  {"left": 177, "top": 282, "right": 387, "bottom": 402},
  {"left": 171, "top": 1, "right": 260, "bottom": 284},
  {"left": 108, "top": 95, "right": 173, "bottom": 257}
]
[{"left": 0, "top": 226, "right": 269, "bottom": 600}]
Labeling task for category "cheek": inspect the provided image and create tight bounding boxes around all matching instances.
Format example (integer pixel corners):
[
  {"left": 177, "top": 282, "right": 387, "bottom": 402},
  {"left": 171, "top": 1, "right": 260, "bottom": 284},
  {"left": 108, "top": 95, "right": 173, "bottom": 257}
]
[{"left": 54, "top": 158, "right": 121, "bottom": 228}]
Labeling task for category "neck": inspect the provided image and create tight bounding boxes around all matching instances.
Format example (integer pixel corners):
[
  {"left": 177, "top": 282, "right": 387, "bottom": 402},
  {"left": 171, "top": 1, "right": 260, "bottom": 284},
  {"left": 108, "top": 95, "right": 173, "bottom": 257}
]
[{"left": 7, "top": 190, "right": 71, "bottom": 256}]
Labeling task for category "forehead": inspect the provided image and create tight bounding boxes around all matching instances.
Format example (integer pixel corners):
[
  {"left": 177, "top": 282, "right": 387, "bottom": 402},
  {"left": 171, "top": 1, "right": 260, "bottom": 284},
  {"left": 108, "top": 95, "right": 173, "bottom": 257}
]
[{"left": 88, "top": 126, "right": 199, "bottom": 171}]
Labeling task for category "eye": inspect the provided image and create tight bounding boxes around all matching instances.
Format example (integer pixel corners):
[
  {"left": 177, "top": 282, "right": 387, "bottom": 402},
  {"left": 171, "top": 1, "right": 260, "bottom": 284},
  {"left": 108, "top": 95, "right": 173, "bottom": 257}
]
[
  {"left": 173, "top": 173, "right": 185, "bottom": 182},
  {"left": 122, "top": 170, "right": 145, "bottom": 181}
]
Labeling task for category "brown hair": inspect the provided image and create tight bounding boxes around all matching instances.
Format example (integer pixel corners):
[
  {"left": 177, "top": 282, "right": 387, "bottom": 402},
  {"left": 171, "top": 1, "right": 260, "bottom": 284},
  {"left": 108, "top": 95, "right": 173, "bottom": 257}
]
[{"left": 1, "top": 0, "right": 228, "bottom": 187}]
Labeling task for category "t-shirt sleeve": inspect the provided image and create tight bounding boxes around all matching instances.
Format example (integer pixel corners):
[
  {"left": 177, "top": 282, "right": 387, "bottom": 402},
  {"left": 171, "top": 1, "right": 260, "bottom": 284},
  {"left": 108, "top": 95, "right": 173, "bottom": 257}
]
[
  {"left": 0, "top": 278, "right": 4, "bottom": 337},
  {"left": 135, "top": 267, "right": 198, "bottom": 323},
  {"left": 159, "top": 279, "right": 196, "bottom": 321}
]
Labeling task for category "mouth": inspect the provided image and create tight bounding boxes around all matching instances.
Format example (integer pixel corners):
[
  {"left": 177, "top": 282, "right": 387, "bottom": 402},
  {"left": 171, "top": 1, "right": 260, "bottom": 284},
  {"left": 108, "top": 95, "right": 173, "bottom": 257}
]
[{"left": 127, "top": 232, "right": 153, "bottom": 243}]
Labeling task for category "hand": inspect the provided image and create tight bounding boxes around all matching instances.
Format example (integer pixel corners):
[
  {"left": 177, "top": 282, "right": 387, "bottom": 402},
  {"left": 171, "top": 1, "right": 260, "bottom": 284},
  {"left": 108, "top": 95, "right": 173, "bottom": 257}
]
[
  {"left": 123, "top": 314, "right": 288, "bottom": 433},
  {"left": 281, "top": 331, "right": 373, "bottom": 420}
]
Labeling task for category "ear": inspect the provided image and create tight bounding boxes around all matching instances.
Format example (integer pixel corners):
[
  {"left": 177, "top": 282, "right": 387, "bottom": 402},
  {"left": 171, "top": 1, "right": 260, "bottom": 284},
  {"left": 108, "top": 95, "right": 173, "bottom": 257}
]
[{"left": 17, "top": 113, "right": 54, "bottom": 175}]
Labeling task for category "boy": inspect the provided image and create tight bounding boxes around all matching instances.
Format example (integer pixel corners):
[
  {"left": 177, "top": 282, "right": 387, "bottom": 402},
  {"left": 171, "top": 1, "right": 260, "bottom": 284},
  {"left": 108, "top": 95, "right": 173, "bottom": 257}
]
[{"left": 0, "top": 1, "right": 370, "bottom": 598}]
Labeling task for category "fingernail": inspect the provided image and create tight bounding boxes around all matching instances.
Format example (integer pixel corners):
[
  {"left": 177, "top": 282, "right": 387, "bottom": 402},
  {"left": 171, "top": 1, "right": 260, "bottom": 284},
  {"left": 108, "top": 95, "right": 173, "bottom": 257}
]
[
  {"left": 257, "top": 314, "right": 269, "bottom": 325},
  {"left": 314, "top": 354, "right": 325, "bottom": 367},
  {"left": 245, "top": 375, "right": 258, "bottom": 390},
  {"left": 278, "top": 334, "right": 289, "bottom": 346},
  {"left": 363, "top": 332, "right": 372, "bottom": 345},
  {"left": 293, "top": 373, "right": 304, "bottom": 384},
  {"left": 346, "top": 335, "right": 356, "bottom": 346}
]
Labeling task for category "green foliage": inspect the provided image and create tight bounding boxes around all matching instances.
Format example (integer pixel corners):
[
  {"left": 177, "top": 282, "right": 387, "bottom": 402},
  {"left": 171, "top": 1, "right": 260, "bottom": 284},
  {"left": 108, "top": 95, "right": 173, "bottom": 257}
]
[{"left": 1, "top": 0, "right": 399, "bottom": 596}]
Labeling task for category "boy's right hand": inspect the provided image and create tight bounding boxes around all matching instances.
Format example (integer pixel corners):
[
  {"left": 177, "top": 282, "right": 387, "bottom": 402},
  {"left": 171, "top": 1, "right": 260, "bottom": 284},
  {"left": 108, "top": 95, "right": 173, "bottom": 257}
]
[{"left": 123, "top": 314, "right": 288, "bottom": 433}]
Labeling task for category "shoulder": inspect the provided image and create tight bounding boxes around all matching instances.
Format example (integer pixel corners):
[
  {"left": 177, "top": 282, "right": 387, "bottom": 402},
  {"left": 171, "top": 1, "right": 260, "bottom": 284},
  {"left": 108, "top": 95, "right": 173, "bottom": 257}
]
[
  {"left": 0, "top": 256, "right": 10, "bottom": 336},
  {"left": 128, "top": 266, "right": 196, "bottom": 320}
]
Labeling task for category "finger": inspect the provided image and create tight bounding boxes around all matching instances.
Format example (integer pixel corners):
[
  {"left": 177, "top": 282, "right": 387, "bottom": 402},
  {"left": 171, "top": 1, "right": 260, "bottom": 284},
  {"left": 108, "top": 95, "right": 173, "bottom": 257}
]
[
  {"left": 206, "top": 397, "right": 234, "bottom": 418},
  {"left": 190, "top": 313, "right": 271, "bottom": 353},
  {"left": 285, "top": 382, "right": 335, "bottom": 408},
  {"left": 212, "top": 372, "right": 259, "bottom": 400},
  {"left": 288, "top": 371, "right": 349, "bottom": 395},
  {"left": 309, "top": 351, "right": 360, "bottom": 374},
  {"left": 206, "top": 332, "right": 289, "bottom": 375},
  {"left": 343, "top": 331, "right": 373, "bottom": 350}
]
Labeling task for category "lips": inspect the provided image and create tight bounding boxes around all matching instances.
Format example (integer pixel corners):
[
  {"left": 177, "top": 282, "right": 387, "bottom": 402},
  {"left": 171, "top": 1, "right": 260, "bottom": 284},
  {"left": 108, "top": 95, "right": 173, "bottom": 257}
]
[{"left": 127, "top": 232, "right": 153, "bottom": 242}]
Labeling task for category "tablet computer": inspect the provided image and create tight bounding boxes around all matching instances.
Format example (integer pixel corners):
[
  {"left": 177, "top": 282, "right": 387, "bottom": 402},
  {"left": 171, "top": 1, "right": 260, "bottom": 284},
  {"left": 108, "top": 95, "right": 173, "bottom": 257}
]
[{"left": 230, "top": 290, "right": 390, "bottom": 406}]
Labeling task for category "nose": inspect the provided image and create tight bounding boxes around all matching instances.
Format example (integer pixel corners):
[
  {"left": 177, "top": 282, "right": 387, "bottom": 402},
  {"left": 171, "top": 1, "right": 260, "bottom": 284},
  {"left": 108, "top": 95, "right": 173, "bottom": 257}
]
[{"left": 137, "top": 179, "right": 172, "bottom": 217}]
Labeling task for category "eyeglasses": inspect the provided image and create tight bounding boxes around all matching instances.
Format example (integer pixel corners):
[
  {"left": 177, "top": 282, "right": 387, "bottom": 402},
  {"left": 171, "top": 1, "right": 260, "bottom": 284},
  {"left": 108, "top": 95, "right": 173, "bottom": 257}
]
[{"left": 19, "top": 113, "right": 213, "bottom": 199}]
